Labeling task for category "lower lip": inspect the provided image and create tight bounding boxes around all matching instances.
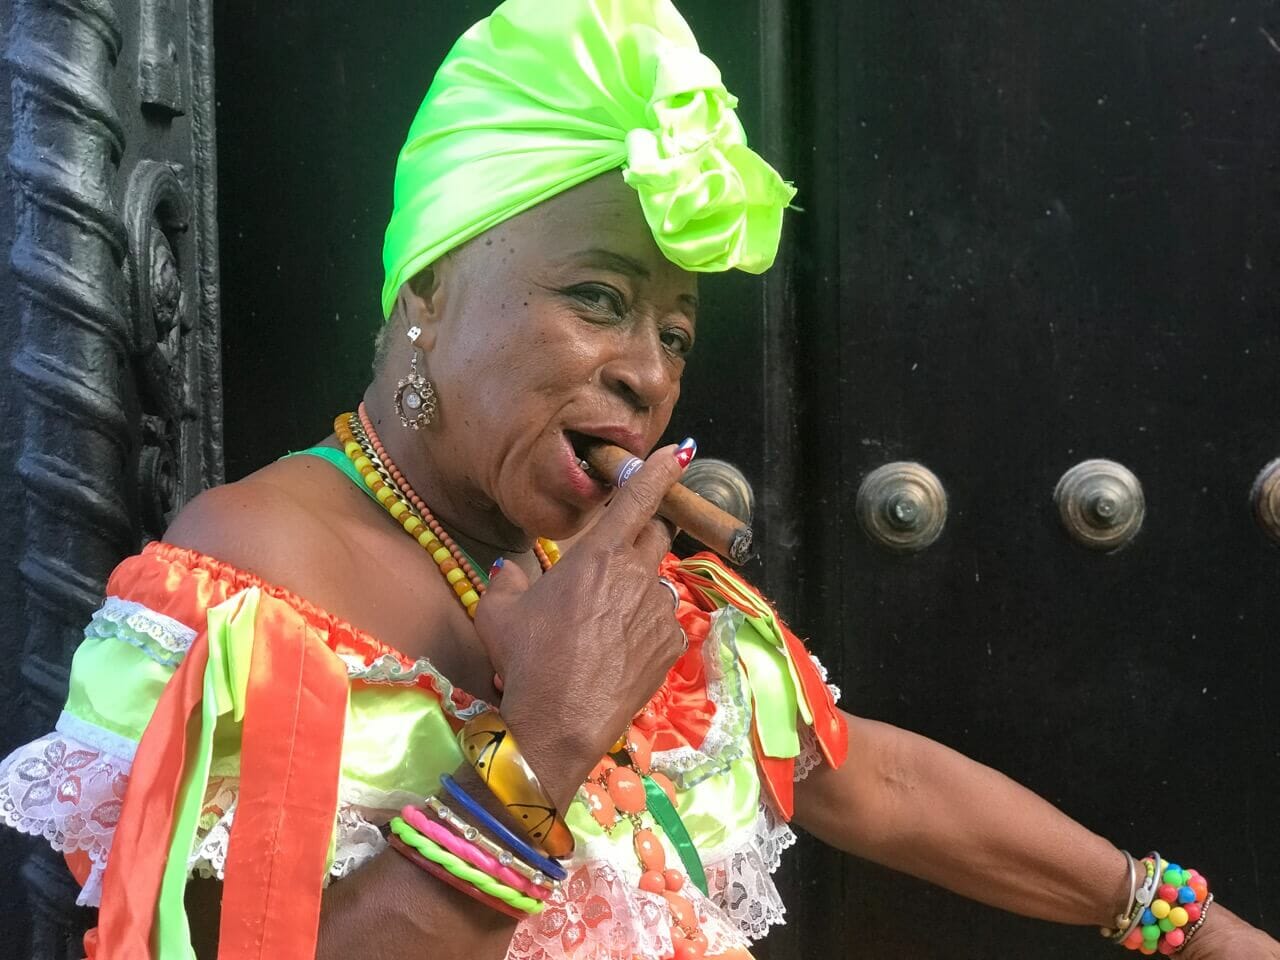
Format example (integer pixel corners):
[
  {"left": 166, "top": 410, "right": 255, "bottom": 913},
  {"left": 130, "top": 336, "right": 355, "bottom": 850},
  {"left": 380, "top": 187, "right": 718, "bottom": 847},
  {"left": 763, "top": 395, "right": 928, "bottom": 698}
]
[{"left": 561, "top": 434, "right": 611, "bottom": 502}]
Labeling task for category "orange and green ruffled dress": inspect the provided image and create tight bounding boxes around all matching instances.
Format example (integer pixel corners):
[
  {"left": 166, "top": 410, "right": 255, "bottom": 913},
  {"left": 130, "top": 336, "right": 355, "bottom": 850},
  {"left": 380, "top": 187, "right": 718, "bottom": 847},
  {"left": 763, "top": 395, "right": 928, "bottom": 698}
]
[{"left": 0, "top": 540, "right": 846, "bottom": 959}]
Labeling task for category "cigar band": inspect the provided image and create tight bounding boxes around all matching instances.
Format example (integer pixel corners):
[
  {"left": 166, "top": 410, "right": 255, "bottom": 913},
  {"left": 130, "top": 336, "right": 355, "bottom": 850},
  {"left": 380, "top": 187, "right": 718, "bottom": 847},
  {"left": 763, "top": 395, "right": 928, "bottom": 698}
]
[{"left": 615, "top": 456, "right": 644, "bottom": 487}]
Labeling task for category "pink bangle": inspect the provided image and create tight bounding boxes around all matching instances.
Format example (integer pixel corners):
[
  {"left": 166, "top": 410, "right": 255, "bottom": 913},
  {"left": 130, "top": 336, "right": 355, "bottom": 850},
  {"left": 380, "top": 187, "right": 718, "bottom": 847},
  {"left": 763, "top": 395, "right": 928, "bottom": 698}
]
[{"left": 399, "top": 805, "right": 552, "bottom": 901}]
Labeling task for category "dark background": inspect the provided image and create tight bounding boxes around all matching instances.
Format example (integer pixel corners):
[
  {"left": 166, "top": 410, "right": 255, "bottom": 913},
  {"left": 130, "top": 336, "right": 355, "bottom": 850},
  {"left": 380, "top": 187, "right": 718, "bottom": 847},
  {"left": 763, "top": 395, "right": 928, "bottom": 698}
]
[{"left": 3, "top": 0, "right": 1268, "bottom": 957}]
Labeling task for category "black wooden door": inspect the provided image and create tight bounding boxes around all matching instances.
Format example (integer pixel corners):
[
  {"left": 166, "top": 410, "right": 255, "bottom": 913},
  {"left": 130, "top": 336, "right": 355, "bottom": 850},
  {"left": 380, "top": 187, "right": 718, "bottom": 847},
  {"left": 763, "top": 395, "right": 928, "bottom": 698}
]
[
  {"left": 762, "top": 2, "right": 1280, "bottom": 957},
  {"left": 213, "top": 2, "right": 1280, "bottom": 958}
]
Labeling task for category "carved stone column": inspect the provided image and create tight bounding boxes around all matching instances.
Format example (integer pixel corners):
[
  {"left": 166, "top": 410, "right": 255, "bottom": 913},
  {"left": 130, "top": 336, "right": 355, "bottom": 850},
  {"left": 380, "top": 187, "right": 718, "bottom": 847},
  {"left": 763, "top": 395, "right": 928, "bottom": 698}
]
[{"left": 1, "top": 0, "right": 222, "bottom": 954}]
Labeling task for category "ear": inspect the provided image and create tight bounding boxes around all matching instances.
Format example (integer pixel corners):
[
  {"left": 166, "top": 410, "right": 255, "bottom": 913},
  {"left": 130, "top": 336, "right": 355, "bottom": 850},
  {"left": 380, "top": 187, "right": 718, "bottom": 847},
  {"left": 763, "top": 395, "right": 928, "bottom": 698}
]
[{"left": 394, "top": 264, "right": 445, "bottom": 351}]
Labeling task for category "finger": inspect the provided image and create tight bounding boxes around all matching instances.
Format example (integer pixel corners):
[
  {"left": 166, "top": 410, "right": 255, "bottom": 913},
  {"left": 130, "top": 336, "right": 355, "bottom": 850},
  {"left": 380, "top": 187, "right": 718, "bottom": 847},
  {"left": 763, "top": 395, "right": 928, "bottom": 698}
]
[
  {"left": 595, "top": 441, "right": 692, "bottom": 545},
  {"left": 633, "top": 514, "right": 677, "bottom": 568},
  {"left": 473, "top": 557, "right": 530, "bottom": 664}
]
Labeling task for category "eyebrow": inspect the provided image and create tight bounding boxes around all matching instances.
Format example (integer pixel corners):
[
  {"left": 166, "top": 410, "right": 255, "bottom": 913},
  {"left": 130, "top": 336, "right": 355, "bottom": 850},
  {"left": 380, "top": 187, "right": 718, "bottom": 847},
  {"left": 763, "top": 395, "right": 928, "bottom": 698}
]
[
  {"left": 572, "top": 248, "right": 652, "bottom": 280},
  {"left": 570, "top": 248, "right": 700, "bottom": 312}
]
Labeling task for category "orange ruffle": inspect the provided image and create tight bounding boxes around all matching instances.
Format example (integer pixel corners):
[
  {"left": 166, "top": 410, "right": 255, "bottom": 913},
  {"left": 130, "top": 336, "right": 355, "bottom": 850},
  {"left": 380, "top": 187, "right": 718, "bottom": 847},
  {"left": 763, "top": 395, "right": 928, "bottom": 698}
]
[
  {"left": 107, "top": 542, "right": 482, "bottom": 717},
  {"left": 662, "top": 553, "right": 848, "bottom": 821}
]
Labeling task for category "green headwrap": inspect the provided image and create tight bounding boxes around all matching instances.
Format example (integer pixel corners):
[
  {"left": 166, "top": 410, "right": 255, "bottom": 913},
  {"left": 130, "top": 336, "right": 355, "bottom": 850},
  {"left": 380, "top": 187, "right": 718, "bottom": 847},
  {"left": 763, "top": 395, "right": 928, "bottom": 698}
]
[{"left": 380, "top": 0, "right": 796, "bottom": 319}]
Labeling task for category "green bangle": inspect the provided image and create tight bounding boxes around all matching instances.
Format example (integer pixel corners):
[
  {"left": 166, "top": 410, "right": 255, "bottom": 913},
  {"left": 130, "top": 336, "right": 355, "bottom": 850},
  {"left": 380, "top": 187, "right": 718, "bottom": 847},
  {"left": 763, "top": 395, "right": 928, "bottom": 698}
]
[{"left": 388, "top": 817, "right": 546, "bottom": 915}]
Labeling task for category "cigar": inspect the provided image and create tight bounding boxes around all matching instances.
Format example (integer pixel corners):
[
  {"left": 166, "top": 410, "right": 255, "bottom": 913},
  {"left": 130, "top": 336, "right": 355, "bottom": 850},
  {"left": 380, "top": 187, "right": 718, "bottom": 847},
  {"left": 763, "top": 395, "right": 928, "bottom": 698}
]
[{"left": 585, "top": 443, "right": 755, "bottom": 564}]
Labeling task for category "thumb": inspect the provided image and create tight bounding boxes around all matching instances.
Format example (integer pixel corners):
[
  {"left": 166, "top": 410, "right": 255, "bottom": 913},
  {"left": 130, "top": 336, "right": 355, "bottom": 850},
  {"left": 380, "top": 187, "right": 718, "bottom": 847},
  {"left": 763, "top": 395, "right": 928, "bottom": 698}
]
[{"left": 472, "top": 556, "right": 529, "bottom": 667}]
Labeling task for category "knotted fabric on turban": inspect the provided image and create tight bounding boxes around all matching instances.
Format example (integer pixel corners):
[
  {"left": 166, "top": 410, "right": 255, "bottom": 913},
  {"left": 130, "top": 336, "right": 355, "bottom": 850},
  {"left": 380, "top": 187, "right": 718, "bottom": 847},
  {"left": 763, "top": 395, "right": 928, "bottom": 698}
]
[{"left": 380, "top": 0, "right": 797, "bottom": 318}]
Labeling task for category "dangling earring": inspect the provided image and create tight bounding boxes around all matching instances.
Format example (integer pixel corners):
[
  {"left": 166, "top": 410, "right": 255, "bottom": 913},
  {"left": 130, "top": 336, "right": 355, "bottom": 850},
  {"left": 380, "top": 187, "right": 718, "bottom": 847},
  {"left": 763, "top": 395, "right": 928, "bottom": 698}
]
[{"left": 394, "top": 324, "right": 437, "bottom": 429}]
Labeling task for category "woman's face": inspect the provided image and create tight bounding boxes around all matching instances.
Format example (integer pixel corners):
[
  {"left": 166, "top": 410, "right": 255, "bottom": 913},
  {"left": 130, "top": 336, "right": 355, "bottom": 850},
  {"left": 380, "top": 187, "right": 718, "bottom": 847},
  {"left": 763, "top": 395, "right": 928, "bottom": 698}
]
[{"left": 413, "top": 173, "right": 698, "bottom": 541}]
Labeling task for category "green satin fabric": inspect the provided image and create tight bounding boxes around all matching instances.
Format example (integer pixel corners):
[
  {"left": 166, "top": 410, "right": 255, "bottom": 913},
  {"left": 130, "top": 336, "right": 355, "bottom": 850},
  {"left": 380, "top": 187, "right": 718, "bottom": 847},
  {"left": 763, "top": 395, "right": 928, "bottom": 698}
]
[
  {"left": 380, "top": 0, "right": 796, "bottom": 318},
  {"left": 735, "top": 617, "right": 800, "bottom": 760},
  {"left": 155, "top": 588, "right": 261, "bottom": 960},
  {"left": 63, "top": 633, "right": 175, "bottom": 744},
  {"left": 342, "top": 682, "right": 464, "bottom": 800},
  {"left": 643, "top": 773, "right": 708, "bottom": 895}
]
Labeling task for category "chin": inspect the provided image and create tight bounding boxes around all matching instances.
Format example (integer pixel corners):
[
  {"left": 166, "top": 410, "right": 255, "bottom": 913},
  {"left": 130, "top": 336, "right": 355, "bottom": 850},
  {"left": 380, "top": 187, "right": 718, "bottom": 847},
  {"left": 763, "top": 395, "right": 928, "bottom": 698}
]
[{"left": 518, "top": 501, "right": 602, "bottom": 544}]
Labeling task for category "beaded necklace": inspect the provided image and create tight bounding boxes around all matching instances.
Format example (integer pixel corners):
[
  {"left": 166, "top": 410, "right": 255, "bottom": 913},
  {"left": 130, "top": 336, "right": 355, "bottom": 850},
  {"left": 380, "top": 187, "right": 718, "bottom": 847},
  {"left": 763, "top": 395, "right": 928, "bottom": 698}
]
[
  {"left": 335, "top": 410, "right": 709, "bottom": 957},
  {"left": 335, "top": 411, "right": 556, "bottom": 617}
]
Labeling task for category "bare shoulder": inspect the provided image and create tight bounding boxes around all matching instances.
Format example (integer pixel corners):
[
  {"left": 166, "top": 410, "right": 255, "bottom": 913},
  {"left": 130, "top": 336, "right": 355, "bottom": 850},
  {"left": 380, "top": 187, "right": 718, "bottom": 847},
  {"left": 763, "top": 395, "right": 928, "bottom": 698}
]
[{"left": 161, "top": 456, "right": 365, "bottom": 602}]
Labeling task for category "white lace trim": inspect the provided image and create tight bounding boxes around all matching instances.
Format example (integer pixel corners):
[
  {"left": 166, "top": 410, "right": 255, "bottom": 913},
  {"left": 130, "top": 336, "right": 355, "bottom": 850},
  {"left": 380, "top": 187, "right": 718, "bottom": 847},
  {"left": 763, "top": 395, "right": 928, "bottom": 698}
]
[
  {"left": 54, "top": 712, "right": 139, "bottom": 765},
  {"left": 0, "top": 731, "right": 131, "bottom": 907},
  {"left": 87, "top": 596, "right": 196, "bottom": 667},
  {"left": 810, "top": 652, "right": 842, "bottom": 706},
  {"left": 703, "top": 802, "right": 796, "bottom": 940},
  {"left": 180, "top": 772, "right": 803, "bottom": 950},
  {"left": 506, "top": 857, "right": 750, "bottom": 960},
  {"left": 3, "top": 605, "right": 842, "bottom": 942},
  {"left": 342, "top": 652, "right": 493, "bottom": 721},
  {"left": 651, "top": 608, "right": 753, "bottom": 789}
]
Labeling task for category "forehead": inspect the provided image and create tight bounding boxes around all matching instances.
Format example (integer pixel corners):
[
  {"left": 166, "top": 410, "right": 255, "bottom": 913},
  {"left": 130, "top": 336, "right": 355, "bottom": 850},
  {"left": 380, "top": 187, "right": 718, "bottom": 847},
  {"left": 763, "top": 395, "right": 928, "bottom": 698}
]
[{"left": 477, "top": 173, "right": 693, "bottom": 288}]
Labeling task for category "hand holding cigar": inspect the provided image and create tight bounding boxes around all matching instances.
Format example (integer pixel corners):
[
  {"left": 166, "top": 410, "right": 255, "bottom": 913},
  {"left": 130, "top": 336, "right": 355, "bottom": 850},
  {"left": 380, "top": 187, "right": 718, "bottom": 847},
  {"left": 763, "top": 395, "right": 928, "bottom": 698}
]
[{"left": 585, "top": 442, "right": 755, "bottom": 564}]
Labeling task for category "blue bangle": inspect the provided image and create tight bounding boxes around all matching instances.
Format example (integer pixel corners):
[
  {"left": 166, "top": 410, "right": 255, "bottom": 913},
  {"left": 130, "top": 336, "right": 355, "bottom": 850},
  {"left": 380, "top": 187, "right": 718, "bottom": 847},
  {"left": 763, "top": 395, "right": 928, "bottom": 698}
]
[{"left": 439, "top": 773, "right": 568, "bottom": 881}]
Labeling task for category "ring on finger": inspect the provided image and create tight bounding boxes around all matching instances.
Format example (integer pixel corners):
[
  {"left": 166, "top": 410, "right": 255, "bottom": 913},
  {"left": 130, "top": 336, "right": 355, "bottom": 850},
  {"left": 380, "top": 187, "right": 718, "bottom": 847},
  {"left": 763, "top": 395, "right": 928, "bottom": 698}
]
[
  {"left": 657, "top": 577, "right": 680, "bottom": 609},
  {"left": 677, "top": 628, "right": 689, "bottom": 654}
]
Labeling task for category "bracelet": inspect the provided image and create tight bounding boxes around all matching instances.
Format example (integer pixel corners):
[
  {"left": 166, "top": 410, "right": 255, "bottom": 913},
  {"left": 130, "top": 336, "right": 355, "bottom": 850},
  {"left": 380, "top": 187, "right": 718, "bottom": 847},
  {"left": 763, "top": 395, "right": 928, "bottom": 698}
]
[
  {"left": 1102, "top": 850, "right": 1139, "bottom": 940},
  {"left": 440, "top": 774, "right": 568, "bottom": 881},
  {"left": 457, "top": 710, "right": 575, "bottom": 858},
  {"left": 1120, "top": 859, "right": 1209, "bottom": 954},
  {"left": 389, "top": 816, "right": 546, "bottom": 915},
  {"left": 388, "top": 834, "right": 526, "bottom": 921},
  {"left": 1112, "top": 851, "right": 1162, "bottom": 942},
  {"left": 400, "top": 805, "right": 553, "bottom": 900},
  {"left": 423, "top": 794, "right": 559, "bottom": 891},
  {"left": 1182, "top": 892, "right": 1214, "bottom": 945}
]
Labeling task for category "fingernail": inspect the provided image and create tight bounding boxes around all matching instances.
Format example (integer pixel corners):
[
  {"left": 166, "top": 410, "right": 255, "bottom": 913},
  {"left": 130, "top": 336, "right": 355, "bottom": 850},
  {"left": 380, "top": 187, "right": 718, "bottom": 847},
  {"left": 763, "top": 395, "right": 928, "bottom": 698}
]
[
  {"left": 674, "top": 437, "right": 697, "bottom": 469},
  {"left": 489, "top": 556, "right": 505, "bottom": 576}
]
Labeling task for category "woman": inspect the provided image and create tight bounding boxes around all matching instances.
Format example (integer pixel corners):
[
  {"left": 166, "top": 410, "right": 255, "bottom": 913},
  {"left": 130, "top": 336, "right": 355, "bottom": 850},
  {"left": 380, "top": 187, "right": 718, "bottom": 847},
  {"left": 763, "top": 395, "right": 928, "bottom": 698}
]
[{"left": 1, "top": 1, "right": 1276, "bottom": 958}]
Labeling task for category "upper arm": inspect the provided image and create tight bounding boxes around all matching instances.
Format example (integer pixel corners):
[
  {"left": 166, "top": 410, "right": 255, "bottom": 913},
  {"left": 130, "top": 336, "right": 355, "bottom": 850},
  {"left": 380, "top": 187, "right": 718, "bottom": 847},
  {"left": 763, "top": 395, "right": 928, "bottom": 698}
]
[{"left": 791, "top": 709, "right": 919, "bottom": 857}]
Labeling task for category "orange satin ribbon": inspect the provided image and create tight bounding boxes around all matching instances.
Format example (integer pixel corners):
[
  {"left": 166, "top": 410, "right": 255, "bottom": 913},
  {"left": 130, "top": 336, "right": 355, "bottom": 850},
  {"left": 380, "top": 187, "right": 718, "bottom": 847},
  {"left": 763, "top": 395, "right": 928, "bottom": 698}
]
[{"left": 94, "top": 591, "right": 348, "bottom": 959}]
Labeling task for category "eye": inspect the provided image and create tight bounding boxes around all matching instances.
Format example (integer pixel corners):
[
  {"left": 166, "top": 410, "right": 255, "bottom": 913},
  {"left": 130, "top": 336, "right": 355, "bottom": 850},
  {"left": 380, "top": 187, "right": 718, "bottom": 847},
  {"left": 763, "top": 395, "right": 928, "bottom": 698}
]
[
  {"left": 660, "top": 326, "right": 694, "bottom": 356},
  {"left": 569, "top": 283, "right": 625, "bottom": 317}
]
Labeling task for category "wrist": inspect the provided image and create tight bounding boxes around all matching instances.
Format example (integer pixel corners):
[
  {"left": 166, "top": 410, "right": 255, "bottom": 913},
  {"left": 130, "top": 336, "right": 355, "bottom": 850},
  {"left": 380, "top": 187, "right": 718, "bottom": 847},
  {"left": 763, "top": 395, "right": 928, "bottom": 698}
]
[{"left": 489, "top": 699, "right": 594, "bottom": 813}]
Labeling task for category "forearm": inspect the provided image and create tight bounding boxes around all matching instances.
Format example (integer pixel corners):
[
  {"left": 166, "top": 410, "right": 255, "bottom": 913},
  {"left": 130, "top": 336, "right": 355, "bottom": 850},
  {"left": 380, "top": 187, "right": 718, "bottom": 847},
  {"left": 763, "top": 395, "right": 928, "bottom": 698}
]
[
  {"left": 318, "top": 760, "right": 533, "bottom": 960},
  {"left": 795, "top": 713, "right": 1130, "bottom": 927},
  {"left": 316, "top": 842, "right": 516, "bottom": 960}
]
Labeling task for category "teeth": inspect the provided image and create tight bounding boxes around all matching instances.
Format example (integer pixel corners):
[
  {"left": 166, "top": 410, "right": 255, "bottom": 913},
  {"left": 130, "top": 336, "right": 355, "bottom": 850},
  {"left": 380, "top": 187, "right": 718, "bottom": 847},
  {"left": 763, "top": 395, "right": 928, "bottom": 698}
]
[{"left": 577, "top": 457, "right": 592, "bottom": 474}]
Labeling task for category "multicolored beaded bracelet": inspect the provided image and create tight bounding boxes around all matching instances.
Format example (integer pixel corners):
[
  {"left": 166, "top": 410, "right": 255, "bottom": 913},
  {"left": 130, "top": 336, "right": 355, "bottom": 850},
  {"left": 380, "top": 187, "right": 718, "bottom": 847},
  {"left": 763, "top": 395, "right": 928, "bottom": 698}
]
[
  {"left": 1120, "top": 860, "right": 1210, "bottom": 955},
  {"left": 388, "top": 816, "right": 546, "bottom": 915},
  {"left": 439, "top": 774, "right": 568, "bottom": 882}
]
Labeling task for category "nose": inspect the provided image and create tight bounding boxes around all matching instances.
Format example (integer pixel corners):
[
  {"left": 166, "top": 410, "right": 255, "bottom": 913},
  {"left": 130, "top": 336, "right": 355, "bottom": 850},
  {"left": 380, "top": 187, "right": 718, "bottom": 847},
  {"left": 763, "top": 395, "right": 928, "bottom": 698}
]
[{"left": 598, "top": 327, "right": 676, "bottom": 413}]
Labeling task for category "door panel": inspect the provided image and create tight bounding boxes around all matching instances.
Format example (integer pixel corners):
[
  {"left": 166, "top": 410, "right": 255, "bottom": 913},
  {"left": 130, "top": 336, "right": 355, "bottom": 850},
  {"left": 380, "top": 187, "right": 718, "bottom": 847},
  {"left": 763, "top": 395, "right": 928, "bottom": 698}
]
[{"left": 762, "top": 2, "right": 1280, "bottom": 956}]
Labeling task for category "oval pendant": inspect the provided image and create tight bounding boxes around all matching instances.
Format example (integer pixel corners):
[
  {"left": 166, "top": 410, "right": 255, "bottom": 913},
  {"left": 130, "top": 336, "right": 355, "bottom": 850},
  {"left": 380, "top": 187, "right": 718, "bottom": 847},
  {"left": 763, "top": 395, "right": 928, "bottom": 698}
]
[
  {"left": 582, "top": 781, "right": 617, "bottom": 830},
  {"left": 625, "top": 728, "right": 653, "bottom": 775},
  {"left": 648, "top": 771, "right": 678, "bottom": 807},
  {"left": 633, "top": 828, "right": 666, "bottom": 872},
  {"left": 606, "top": 766, "right": 646, "bottom": 814}
]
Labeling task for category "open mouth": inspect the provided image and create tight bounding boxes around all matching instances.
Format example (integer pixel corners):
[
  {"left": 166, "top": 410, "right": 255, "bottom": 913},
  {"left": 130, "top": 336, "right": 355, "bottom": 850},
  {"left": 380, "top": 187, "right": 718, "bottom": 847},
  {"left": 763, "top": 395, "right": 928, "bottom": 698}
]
[{"left": 564, "top": 430, "right": 607, "bottom": 482}]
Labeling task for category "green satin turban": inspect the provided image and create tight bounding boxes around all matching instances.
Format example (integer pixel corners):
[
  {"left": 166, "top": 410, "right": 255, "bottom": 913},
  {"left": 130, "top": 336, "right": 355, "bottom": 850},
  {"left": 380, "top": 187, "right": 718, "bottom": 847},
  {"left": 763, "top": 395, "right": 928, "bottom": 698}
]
[{"left": 380, "top": 0, "right": 797, "bottom": 319}]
